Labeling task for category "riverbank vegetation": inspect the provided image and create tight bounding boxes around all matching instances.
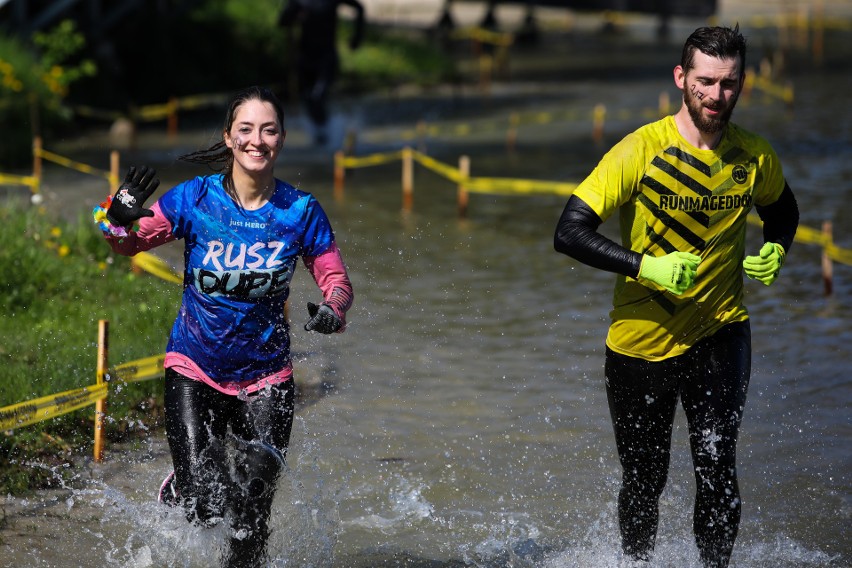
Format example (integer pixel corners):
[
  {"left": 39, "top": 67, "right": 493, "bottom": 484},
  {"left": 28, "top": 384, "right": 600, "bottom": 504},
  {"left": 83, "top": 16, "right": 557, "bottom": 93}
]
[
  {"left": 0, "top": 0, "right": 456, "bottom": 166},
  {"left": 0, "top": 204, "right": 180, "bottom": 495}
]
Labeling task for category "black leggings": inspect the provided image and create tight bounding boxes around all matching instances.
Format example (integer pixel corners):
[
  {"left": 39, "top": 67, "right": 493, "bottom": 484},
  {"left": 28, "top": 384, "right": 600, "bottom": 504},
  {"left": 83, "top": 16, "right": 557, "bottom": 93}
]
[
  {"left": 164, "top": 369, "right": 295, "bottom": 568},
  {"left": 605, "top": 321, "right": 751, "bottom": 568}
]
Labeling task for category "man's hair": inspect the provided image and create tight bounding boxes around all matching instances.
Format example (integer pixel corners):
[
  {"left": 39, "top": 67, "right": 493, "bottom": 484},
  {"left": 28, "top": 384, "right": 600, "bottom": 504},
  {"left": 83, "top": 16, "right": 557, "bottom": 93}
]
[{"left": 680, "top": 25, "right": 747, "bottom": 76}]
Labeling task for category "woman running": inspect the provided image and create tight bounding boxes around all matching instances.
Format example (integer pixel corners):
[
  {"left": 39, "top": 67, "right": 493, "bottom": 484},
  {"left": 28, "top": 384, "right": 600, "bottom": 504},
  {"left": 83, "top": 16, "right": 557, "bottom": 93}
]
[{"left": 93, "top": 85, "right": 354, "bottom": 567}]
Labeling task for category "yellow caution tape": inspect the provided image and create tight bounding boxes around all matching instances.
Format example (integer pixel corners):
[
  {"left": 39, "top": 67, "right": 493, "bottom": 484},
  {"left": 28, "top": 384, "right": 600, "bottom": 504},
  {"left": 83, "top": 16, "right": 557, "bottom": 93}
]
[
  {"left": 110, "top": 354, "right": 166, "bottom": 384},
  {"left": 340, "top": 149, "right": 852, "bottom": 264},
  {"left": 0, "top": 383, "right": 108, "bottom": 431},
  {"left": 465, "top": 176, "right": 577, "bottom": 196},
  {"left": 72, "top": 105, "right": 123, "bottom": 121},
  {"left": 450, "top": 26, "right": 514, "bottom": 46},
  {"left": 0, "top": 172, "right": 39, "bottom": 190},
  {"left": 410, "top": 150, "right": 576, "bottom": 196},
  {"left": 746, "top": 214, "right": 851, "bottom": 264},
  {"left": 35, "top": 147, "right": 113, "bottom": 181},
  {"left": 177, "top": 92, "right": 230, "bottom": 111},
  {"left": 131, "top": 251, "right": 183, "bottom": 285},
  {"left": 412, "top": 151, "right": 464, "bottom": 183},
  {"left": 751, "top": 76, "right": 794, "bottom": 103},
  {"left": 745, "top": 14, "right": 852, "bottom": 32},
  {"left": 136, "top": 102, "right": 172, "bottom": 122},
  {"left": 342, "top": 150, "right": 404, "bottom": 168},
  {"left": 72, "top": 92, "right": 231, "bottom": 124}
]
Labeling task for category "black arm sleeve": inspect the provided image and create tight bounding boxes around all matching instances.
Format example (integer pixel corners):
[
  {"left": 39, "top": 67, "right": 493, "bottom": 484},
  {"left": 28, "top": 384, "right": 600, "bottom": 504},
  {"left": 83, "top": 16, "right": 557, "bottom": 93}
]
[
  {"left": 755, "top": 182, "right": 799, "bottom": 253},
  {"left": 554, "top": 194, "right": 643, "bottom": 278}
]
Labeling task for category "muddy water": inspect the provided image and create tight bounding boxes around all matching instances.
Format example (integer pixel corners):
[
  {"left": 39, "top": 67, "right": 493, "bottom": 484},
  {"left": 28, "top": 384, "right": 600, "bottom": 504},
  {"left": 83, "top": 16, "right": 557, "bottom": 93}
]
[{"left": 1, "top": 21, "right": 850, "bottom": 568}]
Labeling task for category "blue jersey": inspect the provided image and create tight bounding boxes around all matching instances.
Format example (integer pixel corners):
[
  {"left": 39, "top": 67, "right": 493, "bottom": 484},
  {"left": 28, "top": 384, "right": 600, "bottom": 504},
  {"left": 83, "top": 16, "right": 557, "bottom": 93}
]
[{"left": 157, "top": 174, "right": 335, "bottom": 383}]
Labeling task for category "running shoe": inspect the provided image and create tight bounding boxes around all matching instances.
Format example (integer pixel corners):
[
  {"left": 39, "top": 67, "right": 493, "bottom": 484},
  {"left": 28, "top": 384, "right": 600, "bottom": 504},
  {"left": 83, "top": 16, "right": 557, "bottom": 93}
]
[{"left": 157, "top": 470, "right": 179, "bottom": 506}]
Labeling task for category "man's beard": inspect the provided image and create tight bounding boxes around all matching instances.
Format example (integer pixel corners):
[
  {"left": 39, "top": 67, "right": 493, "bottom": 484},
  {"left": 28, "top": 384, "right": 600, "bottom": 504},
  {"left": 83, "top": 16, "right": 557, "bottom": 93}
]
[{"left": 683, "top": 86, "right": 738, "bottom": 134}]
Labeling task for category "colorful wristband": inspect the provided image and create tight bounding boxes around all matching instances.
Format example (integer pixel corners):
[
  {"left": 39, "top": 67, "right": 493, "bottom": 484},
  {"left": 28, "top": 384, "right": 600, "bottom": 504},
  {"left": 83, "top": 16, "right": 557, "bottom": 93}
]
[{"left": 92, "top": 195, "right": 128, "bottom": 238}]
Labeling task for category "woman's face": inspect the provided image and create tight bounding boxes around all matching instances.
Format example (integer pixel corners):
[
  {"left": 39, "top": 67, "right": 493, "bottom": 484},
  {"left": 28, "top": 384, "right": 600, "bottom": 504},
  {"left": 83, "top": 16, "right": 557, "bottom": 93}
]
[{"left": 224, "top": 98, "right": 285, "bottom": 177}]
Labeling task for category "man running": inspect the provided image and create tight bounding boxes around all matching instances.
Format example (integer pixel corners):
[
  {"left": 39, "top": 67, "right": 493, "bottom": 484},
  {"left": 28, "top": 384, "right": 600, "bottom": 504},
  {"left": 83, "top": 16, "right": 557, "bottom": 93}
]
[
  {"left": 554, "top": 26, "right": 799, "bottom": 567},
  {"left": 278, "top": 0, "right": 365, "bottom": 146}
]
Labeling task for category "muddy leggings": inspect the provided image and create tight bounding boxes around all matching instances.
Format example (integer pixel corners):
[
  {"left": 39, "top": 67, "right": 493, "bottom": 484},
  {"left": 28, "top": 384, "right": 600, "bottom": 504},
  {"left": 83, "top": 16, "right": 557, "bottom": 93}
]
[
  {"left": 164, "top": 369, "right": 295, "bottom": 568},
  {"left": 605, "top": 321, "right": 751, "bottom": 568}
]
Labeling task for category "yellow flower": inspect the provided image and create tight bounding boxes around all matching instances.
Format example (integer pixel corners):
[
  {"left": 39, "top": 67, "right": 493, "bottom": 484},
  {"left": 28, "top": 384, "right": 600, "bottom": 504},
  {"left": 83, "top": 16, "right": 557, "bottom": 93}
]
[
  {"left": 58, "top": 244, "right": 70, "bottom": 257},
  {"left": 50, "top": 226, "right": 62, "bottom": 237},
  {"left": 50, "top": 65, "right": 64, "bottom": 78}
]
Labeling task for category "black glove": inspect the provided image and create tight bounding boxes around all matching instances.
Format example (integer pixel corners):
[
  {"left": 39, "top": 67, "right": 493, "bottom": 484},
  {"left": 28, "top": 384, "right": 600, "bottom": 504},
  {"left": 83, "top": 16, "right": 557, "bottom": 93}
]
[
  {"left": 304, "top": 302, "right": 342, "bottom": 334},
  {"left": 107, "top": 166, "right": 160, "bottom": 228}
]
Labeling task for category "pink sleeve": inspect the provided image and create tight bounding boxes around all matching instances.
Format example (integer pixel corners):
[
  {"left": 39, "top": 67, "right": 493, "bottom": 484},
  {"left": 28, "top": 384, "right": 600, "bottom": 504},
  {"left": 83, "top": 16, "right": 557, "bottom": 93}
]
[
  {"left": 105, "top": 202, "right": 176, "bottom": 256},
  {"left": 302, "top": 242, "right": 354, "bottom": 332}
]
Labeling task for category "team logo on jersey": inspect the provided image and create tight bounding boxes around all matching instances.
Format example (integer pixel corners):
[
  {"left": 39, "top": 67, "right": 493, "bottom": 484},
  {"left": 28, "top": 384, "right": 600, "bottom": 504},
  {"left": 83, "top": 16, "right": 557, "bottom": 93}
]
[
  {"left": 193, "top": 239, "right": 295, "bottom": 298},
  {"left": 731, "top": 165, "right": 748, "bottom": 184},
  {"left": 658, "top": 193, "right": 752, "bottom": 212},
  {"left": 193, "top": 265, "right": 294, "bottom": 298}
]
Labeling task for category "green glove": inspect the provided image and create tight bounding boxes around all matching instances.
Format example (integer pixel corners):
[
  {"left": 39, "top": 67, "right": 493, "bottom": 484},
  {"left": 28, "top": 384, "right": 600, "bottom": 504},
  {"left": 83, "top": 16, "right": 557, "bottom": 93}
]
[
  {"left": 639, "top": 251, "right": 702, "bottom": 295},
  {"left": 743, "top": 242, "right": 785, "bottom": 285}
]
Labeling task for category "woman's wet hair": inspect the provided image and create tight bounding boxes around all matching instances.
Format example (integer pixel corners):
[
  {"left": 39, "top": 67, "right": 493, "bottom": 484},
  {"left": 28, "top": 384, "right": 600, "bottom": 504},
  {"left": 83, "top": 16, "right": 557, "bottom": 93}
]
[
  {"left": 681, "top": 25, "right": 747, "bottom": 76},
  {"left": 179, "top": 86, "right": 285, "bottom": 196}
]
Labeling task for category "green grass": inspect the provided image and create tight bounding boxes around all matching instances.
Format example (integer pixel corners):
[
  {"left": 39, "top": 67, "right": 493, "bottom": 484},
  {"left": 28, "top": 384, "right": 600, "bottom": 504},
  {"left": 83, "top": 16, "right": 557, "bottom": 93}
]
[{"left": 0, "top": 203, "right": 181, "bottom": 494}]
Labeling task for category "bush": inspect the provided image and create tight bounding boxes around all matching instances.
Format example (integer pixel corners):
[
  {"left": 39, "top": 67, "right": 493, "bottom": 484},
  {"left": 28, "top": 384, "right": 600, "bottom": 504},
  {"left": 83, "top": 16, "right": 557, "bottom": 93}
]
[{"left": 0, "top": 21, "right": 96, "bottom": 166}]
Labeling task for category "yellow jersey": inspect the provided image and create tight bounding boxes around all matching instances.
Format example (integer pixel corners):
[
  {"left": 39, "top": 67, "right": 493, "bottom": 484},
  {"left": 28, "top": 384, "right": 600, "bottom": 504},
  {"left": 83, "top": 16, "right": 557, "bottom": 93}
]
[{"left": 574, "top": 115, "right": 785, "bottom": 361}]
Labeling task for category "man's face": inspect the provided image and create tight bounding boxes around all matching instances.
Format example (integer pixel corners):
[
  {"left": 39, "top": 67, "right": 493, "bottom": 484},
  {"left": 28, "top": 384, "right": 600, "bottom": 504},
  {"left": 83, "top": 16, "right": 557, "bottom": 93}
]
[{"left": 676, "top": 51, "right": 743, "bottom": 134}]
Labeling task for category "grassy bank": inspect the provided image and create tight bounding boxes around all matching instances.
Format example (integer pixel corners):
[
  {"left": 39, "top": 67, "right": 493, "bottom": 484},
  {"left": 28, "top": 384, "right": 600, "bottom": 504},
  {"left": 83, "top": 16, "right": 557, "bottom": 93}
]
[{"left": 0, "top": 203, "right": 181, "bottom": 495}]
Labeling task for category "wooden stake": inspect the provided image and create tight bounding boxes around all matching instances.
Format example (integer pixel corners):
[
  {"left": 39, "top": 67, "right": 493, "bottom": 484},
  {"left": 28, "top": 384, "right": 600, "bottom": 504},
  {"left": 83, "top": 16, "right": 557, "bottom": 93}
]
[
  {"left": 458, "top": 155, "right": 470, "bottom": 218},
  {"left": 167, "top": 97, "right": 178, "bottom": 140},
  {"left": 110, "top": 150, "right": 120, "bottom": 192},
  {"left": 32, "top": 136, "right": 42, "bottom": 187},
  {"left": 402, "top": 146, "right": 414, "bottom": 212},
  {"left": 658, "top": 91, "right": 670, "bottom": 117},
  {"left": 334, "top": 150, "right": 345, "bottom": 200},
  {"left": 506, "top": 112, "right": 519, "bottom": 154},
  {"left": 822, "top": 220, "right": 833, "bottom": 296},
  {"left": 94, "top": 320, "right": 109, "bottom": 463},
  {"left": 593, "top": 104, "right": 606, "bottom": 143}
]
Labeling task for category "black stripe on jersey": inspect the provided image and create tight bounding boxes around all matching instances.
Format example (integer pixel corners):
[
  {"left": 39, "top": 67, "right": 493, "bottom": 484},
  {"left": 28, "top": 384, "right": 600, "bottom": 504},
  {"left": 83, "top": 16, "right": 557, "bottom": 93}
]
[
  {"left": 654, "top": 292, "right": 677, "bottom": 316},
  {"left": 632, "top": 287, "right": 680, "bottom": 316},
  {"left": 663, "top": 146, "right": 745, "bottom": 178},
  {"left": 638, "top": 193, "right": 708, "bottom": 251},
  {"left": 650, "top": 157, "right": 713, "bottom": 198},
  {"left": 721, "top": 146, "right": 745, "bottom": 167},
  {"left": 664, "top": 147, "right": 712, "bottom": 177},
  {"left": 646, "top": 226, "right": 677, "bottom": 254}
]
